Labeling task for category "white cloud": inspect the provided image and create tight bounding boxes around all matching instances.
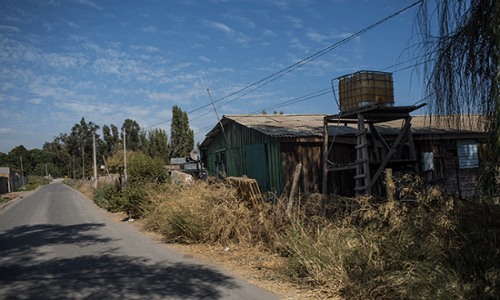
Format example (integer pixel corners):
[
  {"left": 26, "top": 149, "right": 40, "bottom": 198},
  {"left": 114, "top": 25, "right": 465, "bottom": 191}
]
[
  {"left": 223, "top": 13, "right": 256, "bottom": 28},
  {"left": 306, "top": 30, "right": 329, "bottom": 43},
  {"left": 262, "top": 29, "right": 276, "bottom": 37},
  {"left": 0, "top": 128, "right": 34, "bottom": 135},
  {"left": 143, "top": 26, "right": 157, "bottom": 33},
  {"left": 2, "top": 82, "right": 15, "bottom": 91},
  {"left": 0, "top": 25, "right": 21, "bottom": 33},
  {"left": 0, "top": 93, "right": 19, "bottom": 102},
  {"left": 29, "top": 98, "right": 42, "bottom": 105},
  {"left": 203, "top": 20, "right": 233, "bottom": 34},
  {"left": 64, "top": 20, "right": 82, "bottom": 28},
  {"left": 73, "top": 0, "right": 103, "bottom": 10},
  {"left": 198, "top": 56, "right": 211, "bottom": 62},
  {"left": 289, "top": 37, "right": 310, "bottom": 53},
  {"left": 283, "top": 15, "right": 303, "bottom": 29},
  {"left": 131, "top": 45, "right": 160, "bottom": 52}
]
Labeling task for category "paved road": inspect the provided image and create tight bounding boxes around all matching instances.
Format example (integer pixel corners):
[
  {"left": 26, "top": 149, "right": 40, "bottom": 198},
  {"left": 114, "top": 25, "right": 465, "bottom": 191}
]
[{"left": 0, "top": 182, "right": 278, "bottom": 300}]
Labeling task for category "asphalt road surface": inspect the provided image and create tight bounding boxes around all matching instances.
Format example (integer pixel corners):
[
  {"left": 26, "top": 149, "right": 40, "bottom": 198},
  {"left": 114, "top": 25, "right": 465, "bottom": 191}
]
[{"left": 0, "top": 182, "right": 279, "bottom": 300}]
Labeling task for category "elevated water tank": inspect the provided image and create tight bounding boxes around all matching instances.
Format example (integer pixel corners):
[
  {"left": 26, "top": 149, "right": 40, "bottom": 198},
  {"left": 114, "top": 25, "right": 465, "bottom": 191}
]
[{"left": 338, "top": 70, "right": 394, "bottom": 112}]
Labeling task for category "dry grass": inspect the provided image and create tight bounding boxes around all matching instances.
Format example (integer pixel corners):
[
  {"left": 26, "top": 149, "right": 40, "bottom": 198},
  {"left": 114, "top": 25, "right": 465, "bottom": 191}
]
[{"left": 142, "top": 180, "right": 289, "bottom": 251}]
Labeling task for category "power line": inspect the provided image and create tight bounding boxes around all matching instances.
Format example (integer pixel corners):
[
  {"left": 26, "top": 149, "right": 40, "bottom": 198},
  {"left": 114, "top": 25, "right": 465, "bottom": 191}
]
[{"left": 146, "top": 0, "right": 423, "bottom": 130}]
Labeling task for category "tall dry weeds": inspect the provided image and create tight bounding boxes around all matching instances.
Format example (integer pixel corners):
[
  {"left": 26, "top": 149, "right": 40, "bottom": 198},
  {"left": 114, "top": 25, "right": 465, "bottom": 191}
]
[
  {"left": 282, "top": 177, "right": 499, "bottom": 300},
  {"left": 142, "top": 180, "right": 289, "bottom": 250}
]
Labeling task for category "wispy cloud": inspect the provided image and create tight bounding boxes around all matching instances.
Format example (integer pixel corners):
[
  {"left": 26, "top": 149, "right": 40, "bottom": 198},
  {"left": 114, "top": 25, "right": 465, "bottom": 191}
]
[
  {"left": 142, "top": 26, "right": 157, "bottom": 33},
  {"left": 130, "top": 45, "right": 160, "bottom": 52},
  {"left": 289, "top": 37, "right": 310, "bottom": 53},
  {"left": 0, "top": 25, "right": 21, "bottom": 33},
  {"left": 282, "top": 15, "right": 303, "bottom": 29},
  {"left": 28, "top": 98, "right": 42, "bottom": 105},
  {"left": 198, "top": 56, "right": 211, "bottom": 62},
  {"left": 73, "top": 0, "right": 103, "bottom": 10},
  {"left": 306, "top": 30, "right": 329, "bottom": 43},
  {"left": 203, "top": 20, "right": 233, "bottom": 34},
  {"left": 64, "top": 20, "right": 82, "bottom": 28},
  {"left": 223, "top": 13, "right": 256, "bottom": 28},
  {"left": 262, "top": 29, "right": 277, "bottom": 38},
  {"left": 0, "top": 93, "right": 20, "bottom": 102}
]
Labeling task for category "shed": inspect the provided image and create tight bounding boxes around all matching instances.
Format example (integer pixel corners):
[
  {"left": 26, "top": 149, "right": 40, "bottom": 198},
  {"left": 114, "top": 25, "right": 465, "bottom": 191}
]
[{"left": 200, "top": 114, "right": 485, "bottom": 197}]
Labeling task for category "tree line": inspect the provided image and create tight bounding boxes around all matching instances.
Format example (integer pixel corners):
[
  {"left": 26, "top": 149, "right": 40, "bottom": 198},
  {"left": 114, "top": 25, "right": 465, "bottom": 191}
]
[{"left": 0, "top": 105, "right": 194, "bottom": 179}]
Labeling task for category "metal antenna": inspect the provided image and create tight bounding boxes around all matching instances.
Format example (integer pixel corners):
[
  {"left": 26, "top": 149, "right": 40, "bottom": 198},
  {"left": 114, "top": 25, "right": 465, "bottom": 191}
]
[{"left": 202, "top": 75, "right": 239, "bottom": 176}]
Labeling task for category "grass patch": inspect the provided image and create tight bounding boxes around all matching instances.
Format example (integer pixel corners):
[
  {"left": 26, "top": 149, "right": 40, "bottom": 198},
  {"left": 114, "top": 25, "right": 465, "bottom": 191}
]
[{"left": 17, "top": 176, "right": 52, "bottom": 191}]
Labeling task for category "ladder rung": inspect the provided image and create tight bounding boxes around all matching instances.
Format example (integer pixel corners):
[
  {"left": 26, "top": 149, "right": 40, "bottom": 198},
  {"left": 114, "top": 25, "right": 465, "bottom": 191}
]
[
  {"left": 354, "top": 186, "right": 368, "bottom": 191},
  {"left": 354, "top": 174, "right": 366, "bottom": 179},
  {"left": 355, "top": 158, "right": 369, "bottom": 164},
  {"left": 355, "top": 128, "right": 367, "bottom": 136},
  {"left": 355, "top": 143, "right": 368, "bottom": 149}
]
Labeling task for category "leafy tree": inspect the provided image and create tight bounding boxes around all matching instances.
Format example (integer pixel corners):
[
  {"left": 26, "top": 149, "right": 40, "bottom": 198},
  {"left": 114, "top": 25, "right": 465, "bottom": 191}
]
[
  {"left": 170, "top": 105, "right": 194, "bottom": 158},
  {"left": 66, "top": 118, "right": 100, "bottom": 178},
  {"left": 102, "top": 124, "right": 122, "bottom": 156},
  {"left": 147, "top": 128, "right": 170, "bottom": 164},
  {"left": 0, "top": 152, "right": 8, "bottom": 167},
  {"left": 122, "top": 119, "right": 141, "bottom": 151},
  {"left": 29, "top": 148, "right": 59, "bottom": 177},
  {"left": 7, "top": 145, "right": 29, "bottom": 172},
  {"left": 413, "top": 0, "right": 498, "bottom": 193}
]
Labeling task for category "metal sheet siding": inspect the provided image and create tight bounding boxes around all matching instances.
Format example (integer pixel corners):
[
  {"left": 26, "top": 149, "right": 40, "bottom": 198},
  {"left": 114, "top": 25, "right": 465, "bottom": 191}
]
[{"left": 205, "top": 121, "right": 284, "bottom": 194}]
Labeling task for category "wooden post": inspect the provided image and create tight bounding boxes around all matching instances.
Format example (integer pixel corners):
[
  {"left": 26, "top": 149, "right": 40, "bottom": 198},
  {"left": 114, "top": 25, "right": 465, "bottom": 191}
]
[
  {"left": 322, "top": 118, "right": 328, "bottom": 194},
  {"left": 93, "top": 133, "right": 97, "bottom": 188},
  {"left": 385, "top": 168, "right": 395, "bottom": 201},
  {"left": 287, "top": 163, "right": 302, "bottom": 216}
]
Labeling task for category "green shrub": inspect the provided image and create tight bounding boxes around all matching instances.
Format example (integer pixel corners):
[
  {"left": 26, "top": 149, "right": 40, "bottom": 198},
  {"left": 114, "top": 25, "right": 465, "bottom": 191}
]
[
  {"left": 122, "top": 185, "right": 148, "bottom": 218},
  {"left": 93, "top": 184, "right": 123, "bottom": 212},
  {"left": 18, "top": 176, "right": 51, "bottom": 191},
  {"left": 127, "top": 152, "right": 169, "bottom": 184}
]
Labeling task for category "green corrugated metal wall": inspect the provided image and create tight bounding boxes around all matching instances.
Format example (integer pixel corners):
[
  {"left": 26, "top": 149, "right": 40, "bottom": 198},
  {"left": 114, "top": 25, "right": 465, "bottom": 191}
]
[{"left": 205, "top": 122, "right": 284, "bottom": 194}]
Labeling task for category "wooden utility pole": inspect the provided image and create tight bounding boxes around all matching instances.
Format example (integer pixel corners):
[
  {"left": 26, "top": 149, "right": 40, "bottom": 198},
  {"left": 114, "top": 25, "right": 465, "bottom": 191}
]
[
  {"left": 93, "top": 133, "right": 97, "bottom": 188},
  {"left": 103, "top": 155, "right": 110, "bottom": 176},
  {"left": 82, "top": 145, "right": 85, "bottom": 179},
  {"left": 123, "top": 131, "right": 127, "bottom": 184},
  {"left": 20, "top": 156, "right": 24, "bottom": 186}
]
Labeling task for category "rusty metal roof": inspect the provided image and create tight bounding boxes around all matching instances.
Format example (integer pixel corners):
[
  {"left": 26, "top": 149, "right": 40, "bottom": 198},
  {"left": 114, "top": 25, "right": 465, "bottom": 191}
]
[{"left": 202, "top": 114, "right": 485, "bottom": 146}]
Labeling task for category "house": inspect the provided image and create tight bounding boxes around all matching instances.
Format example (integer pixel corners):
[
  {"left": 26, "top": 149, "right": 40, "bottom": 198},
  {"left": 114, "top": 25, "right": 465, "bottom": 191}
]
[
  {"left": 200, "top": 114, "right": 486, "bottom": 197},
  {"left": 0, "top": 167, "right": 28, "bottom": 194}
]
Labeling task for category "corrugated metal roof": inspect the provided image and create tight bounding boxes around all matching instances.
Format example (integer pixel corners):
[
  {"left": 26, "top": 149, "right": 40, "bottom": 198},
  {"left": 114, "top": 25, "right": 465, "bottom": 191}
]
[{"left": 202, "top": 114, "right": 485, "bottom": 145}]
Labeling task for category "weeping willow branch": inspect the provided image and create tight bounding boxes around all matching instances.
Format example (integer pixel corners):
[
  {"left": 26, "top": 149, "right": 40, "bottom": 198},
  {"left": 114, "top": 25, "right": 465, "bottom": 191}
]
[{"left": 411, "top": 0, "right": 499, "bottom": 195}]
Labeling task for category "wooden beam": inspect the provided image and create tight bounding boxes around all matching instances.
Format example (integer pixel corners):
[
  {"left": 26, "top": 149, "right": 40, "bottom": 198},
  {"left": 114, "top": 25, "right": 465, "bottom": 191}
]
[
  {"left": 322, "top": 118, "right": 328, "bottom": 194},
  {"left": 368, "top": 116, "right": 412, "bottom": 190}
]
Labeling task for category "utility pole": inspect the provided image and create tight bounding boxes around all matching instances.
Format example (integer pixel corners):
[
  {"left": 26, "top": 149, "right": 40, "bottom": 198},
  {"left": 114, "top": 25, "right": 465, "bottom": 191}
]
[
  {"left": 20, "top": 156, "right": 24, "bottom": 186},
  {"left": 82, "top": 145, "right": 85, "bottom": 180},
  {"left": 45, "top": 164, "right": 48, "bottom": 177},
  {"left": 123, "top": 131, "right": 128, "bottom": 185},
  {"left": 72, "top": 156, "right": 75, "bottom": 179},
  {"left": 93, "top": 133, "right": 98, "bottom": 188}
]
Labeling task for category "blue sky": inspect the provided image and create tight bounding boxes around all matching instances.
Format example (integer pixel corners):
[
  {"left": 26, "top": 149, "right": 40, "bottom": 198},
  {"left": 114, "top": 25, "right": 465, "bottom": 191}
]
[{"left": 0, "top": 0, "right": 428, "bottom": 153}]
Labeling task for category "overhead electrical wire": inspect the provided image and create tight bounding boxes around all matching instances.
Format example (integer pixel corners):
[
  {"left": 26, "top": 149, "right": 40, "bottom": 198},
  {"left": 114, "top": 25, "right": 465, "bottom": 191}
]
[{"left": 146, "top": 0, "right": 423, "bottom": 130}]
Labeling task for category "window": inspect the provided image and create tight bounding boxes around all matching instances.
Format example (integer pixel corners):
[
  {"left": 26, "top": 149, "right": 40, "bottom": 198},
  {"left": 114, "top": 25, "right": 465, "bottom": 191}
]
[{"left": 457, "top": 139, "right": 479, "bottom": 169}]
